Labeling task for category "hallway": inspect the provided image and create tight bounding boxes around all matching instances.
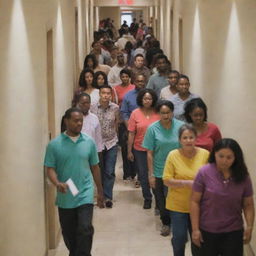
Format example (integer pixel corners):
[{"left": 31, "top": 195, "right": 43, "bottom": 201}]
[
  {"left": 1, "top": 1, "right": 256, "bottom": 256},
  {"left": 49, "top": 151, "right": 192, "bottom": 256}
]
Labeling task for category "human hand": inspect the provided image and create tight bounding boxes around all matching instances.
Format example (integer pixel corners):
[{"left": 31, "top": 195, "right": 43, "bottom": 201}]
[
  {"left": 149, "top": 176, "right": 156, "bottom": 189},
  {"left": 192, "top": 230, "right": 203, "bottom": 247},
  {"left": 127, "top": 151, "right": 134, "bottom": 162},
  {"left": 97, "top": 193, "right": 105, "bottom": 208},
  {"left": 243, "top": 227, "right": 253, "bottom": 244},
  {"left": 56, "top": 183, "right": 68, "bottom": 193}
]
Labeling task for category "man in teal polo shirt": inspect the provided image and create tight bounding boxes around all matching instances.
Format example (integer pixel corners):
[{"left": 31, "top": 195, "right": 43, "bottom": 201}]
[{"left": 44, "top": 107, "right": 104, "bottom": 256}]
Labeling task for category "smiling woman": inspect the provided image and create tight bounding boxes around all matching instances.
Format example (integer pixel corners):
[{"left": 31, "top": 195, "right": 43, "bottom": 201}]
[{"left": 162, "top": 124, "right": 209, "bottom": 255}]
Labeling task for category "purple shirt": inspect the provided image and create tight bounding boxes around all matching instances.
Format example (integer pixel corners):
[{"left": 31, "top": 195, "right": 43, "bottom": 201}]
[{"left": 193, "top": 163, "right": 253, "bottom": 233}]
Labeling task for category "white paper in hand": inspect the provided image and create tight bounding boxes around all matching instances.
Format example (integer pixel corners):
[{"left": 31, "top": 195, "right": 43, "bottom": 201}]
[{"left": 66, "top": 178, "right": 79, "bottom": 196}]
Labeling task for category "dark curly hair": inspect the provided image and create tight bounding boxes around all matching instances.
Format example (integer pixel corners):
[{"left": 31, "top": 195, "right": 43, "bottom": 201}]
[{"left": 136, "top": 88, "right": 158, "bottom": 108}]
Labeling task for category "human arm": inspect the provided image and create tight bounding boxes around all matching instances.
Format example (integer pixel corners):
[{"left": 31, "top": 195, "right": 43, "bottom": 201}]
[
  {"left": 190, "top": 191, "right": 204, "bottom": 247},
  {"left": 127, "top": 131, "right": 135, "bottom": 161},
  {"left": 90, "top": 164, "right": 104, "bottom": 208},
  {"left": 163, "top": 179, "right": 193, "bottom": 188},
  {"left": 146, "top": 150, "right": 155, "bottom": 188},
  {"left": 120, "top": 97, "right": 130, "bottom": 127},
  {"left": 46, "top": 167, "right": 68, "bottom": 193},
  {"left": 114, "top": 107, "right": 119, "bottom": 133},
  {"left": 243, "top": 196, "right": 255, "bottom": 244}
]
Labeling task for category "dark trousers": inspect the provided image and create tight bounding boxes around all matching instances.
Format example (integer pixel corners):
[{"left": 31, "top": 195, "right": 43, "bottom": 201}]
[
  {"left": 58, "top": 204, "right": 94, "bottom": 256},
  {"left": 155, "top": 177, "right": 170, "bottom": 225},
  {"left": 199, "top": 229, "right": 243, "bottom": 256},
  {"left": 133, "top": 149, "right": 152, "bottom": 201},
  {"left": 118, "top": 123, "right": 136, "bottom": 179}
]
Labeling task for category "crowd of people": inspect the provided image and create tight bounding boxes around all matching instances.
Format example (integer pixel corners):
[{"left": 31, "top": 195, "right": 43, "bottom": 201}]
[{"left": 44, "top": 18, "right": 255, "bottom": 256}]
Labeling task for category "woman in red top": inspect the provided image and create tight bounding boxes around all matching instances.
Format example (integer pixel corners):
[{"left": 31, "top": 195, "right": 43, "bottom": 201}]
[
  {"left": 184, "top": 98, "right": 222, "bottom": 152},
  {"left": 128, "top": 88, "right": 159, "bottom": 209}
]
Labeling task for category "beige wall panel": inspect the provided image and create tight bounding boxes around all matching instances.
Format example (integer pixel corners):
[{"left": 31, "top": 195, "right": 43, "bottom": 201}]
[
  {"left": 0, "top": 0, "right": 77, "bottom": 255},
  {"left": 179, "top": 0, "right": 256, "bottom": 250}
]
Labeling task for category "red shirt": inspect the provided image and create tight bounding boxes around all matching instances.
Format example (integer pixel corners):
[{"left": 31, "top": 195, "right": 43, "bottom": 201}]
[
  {"left": 195, "top": 122, "right": 222, "bottom": 152},
  {"left": 128, "top": 108, "right": 160, "bottom": 151},
  {"left": 114, "top": 84, "right": 135, "bottom": 106}
]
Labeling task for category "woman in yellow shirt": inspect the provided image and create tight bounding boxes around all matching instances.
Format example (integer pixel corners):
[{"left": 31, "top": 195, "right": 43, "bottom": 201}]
[{"left": 163, "top": 124, "right": 209, "bottom": 256}]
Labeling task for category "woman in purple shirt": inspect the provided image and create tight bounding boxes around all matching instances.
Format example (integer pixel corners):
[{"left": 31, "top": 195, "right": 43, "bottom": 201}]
[{"left": 190, "top": 138, "right": 254, "bottom": 256}]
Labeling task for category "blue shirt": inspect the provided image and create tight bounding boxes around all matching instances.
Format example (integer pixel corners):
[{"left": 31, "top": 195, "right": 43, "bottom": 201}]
[
  {"left": 44, "top": 133, "right": 99, "bottom": 208},
  {"left": 121, "top": 89, "right": 139, "bottom": 120},
  {"left": 142, "top": 119, "right": 184, "bottom": 178}
]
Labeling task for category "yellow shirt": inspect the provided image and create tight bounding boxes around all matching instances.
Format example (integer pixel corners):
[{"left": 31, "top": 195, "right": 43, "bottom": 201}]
[{"left": 163, "top": 148, "right": 209, "bottom": 213}]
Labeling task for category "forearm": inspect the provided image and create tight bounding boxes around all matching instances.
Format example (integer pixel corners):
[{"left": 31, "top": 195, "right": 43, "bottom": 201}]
[
  {"left": 91, "top": 165, "right": 103, "bottom": 194},
  {"left": 147, "top": 151, "right": 154, "bottom": 177},
  {"left": 190, "top": 200, "right": 201, "bottom": 231},
  {"left": 46, "top": 167, "right": 59, "bottom": 186},
  {"left": 127, "top": 132, "right": 135, "bottom": 153},
  {"left": 164, "top": 178, "right": 193, "bottom": 188},
  {"left": 244, "top": 202, "right": 255, "bottom": 229}
]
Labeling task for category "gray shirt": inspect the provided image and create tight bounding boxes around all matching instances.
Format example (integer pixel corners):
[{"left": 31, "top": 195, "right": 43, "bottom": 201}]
[
  {"left": 170, "top": 93, "right": 199, "bottom": 121},
  {"left": 146, "top": 73, "right": 169, "bottom": 98}
]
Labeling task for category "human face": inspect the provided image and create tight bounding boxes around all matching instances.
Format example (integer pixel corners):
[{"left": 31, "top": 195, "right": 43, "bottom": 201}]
[
  {"left": 99, "top": 88, "right": 112, "bottom": 103},
  {"left": 120, "top": 73, "right": 130, "bottom": 85},
  {"left": 65, "top": 112, "right": 83, "bottom": 136},
  {"left": 179, "top": 129, "right": 196, "bottom": 149},
  {"left": 215, "top": 148, "right": 235, "bottom": 172},
  {"left": 117, "top": 53, "right": 124, "bottom": 65},
  {"left": 87, "top": 58, "right": 94, "bottom": 69},
  {"left": 77, "top": 96, "right": 90, "bottom": 115},
  {"left": 177, "top": 78, "right": 190, "bottom": 95},
  {"left": 97, "top": 74, "right": 105, "bottom": 87},
  {"left": 159, "top": 105, "right": 173, "bottom": 123},
  {"left": 134, "top": 75, "right": 146, "bottom": 90},
  {"left": 168, "top": 73, "right": 179, "bottom": 87},
  {"left": 93, "top": 42, "right": 101, "bottom": 51},
  {"left": 156, "top": 58, "right": 167, "bottom": 73},
  {"left": 142, "top": 92, "right": 153, "bottom": 108},
  {"left": 190, "top": 107, "right": 205, "bottom": 126},
  {"left": 134, "top": 56, "right": 144, "bottom": 68},
  {"left": 85, "top": 72, "right": 93, "bottom": 86}
]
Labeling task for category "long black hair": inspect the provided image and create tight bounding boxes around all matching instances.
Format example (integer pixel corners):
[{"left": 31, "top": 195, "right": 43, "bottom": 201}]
[{"left": 209, "top": 138, "right": 249, "bottom": 183}]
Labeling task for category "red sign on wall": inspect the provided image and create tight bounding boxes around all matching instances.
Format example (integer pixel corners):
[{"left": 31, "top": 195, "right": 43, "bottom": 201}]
[{"left": 118, "top": 0, "right": 134, "bottom": 5}]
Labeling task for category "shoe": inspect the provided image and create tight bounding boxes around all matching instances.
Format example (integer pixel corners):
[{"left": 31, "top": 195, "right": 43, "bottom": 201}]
[
  {"left": 143, "top": 199, "right": 152, "bottom": 209},
  {"left": 123, "top": 177, "right": 131, "bottom": 184},
  {"left": 160, "top": 225, "right": 170, "bottom": 236},
  {"left": 154, "top": 208, "right": 160, "bottom": 216},
  {"left": 105, "top": 199, "right": 113, "bottom": 208},
  {"left": 135, "top": 180, "right": 140, "bottom": 188}
]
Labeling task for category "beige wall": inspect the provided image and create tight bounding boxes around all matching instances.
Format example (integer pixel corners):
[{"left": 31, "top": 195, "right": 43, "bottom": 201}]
[
  {"left": 99, "top": 7, "right": 121, "bottom": 28},
  {"left": 0, "top": 0, "right": 88, "bottom": 255}
]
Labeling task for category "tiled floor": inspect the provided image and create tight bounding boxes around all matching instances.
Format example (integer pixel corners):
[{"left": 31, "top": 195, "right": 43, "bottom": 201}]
[{"left": 49, "top": 150, "right": 192, "bottom": 256}]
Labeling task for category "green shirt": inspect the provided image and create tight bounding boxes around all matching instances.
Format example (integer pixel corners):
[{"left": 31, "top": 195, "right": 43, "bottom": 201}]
[
  {"left": 142, "top": 119, "right": 184, "bottom": 178},
  {"left": 44, "top": 133, "right": 99, "bottom": 208}
]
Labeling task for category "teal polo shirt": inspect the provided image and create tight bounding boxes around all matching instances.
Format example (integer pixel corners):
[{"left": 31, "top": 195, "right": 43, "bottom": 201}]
[
  {"left": 44, "top": 133, "right": 99, "bottom": 208},
  {"left": 142, "top": 119, "right": 184, "bottom": 178}
]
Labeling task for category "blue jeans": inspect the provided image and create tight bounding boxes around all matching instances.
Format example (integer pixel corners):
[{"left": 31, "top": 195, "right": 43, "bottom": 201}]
[
  {"left": 169, "top": 211, "right": 192, "bottom": 256},
  {"left": 133, "top": 149, "right": 152, "bottom": 201},
  {"left": 101, "top": 144, "right": 118, "bottom": 200}
]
